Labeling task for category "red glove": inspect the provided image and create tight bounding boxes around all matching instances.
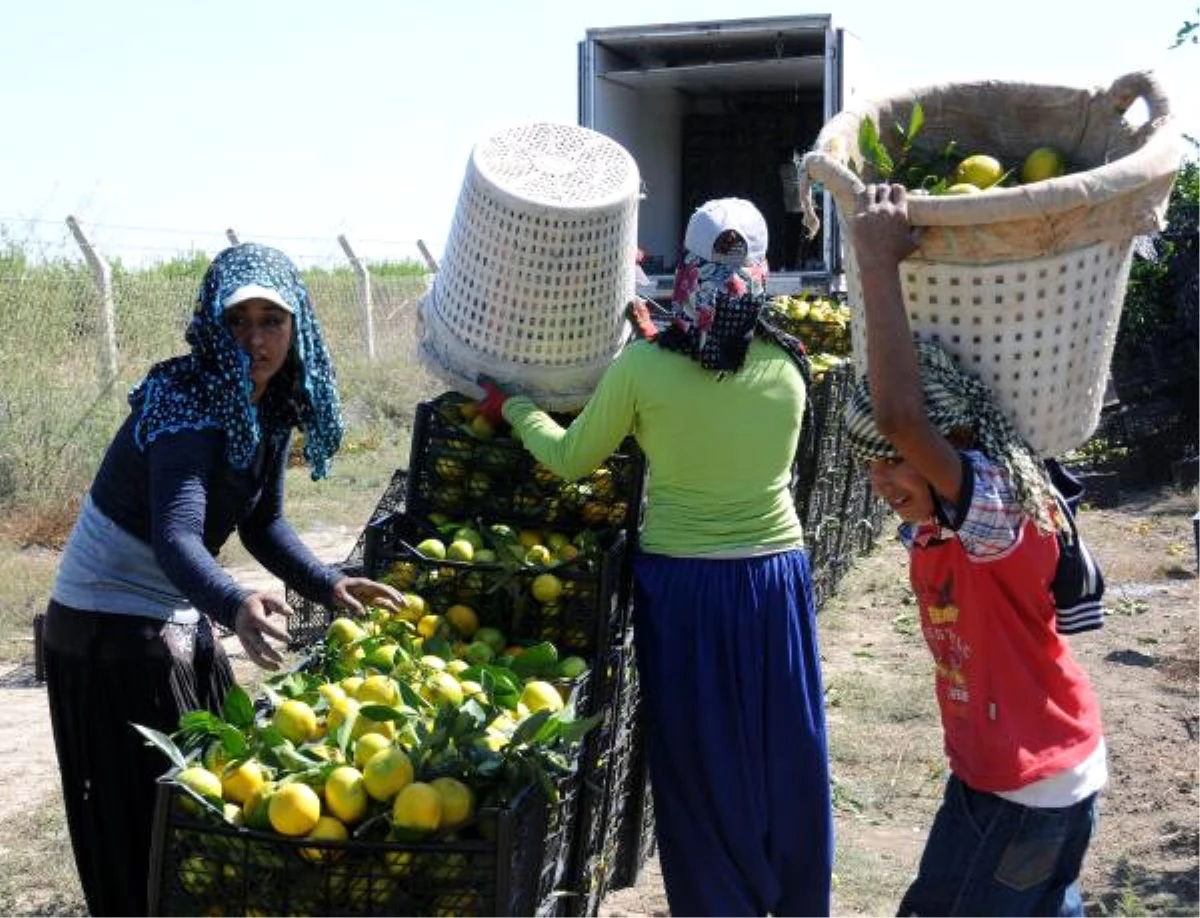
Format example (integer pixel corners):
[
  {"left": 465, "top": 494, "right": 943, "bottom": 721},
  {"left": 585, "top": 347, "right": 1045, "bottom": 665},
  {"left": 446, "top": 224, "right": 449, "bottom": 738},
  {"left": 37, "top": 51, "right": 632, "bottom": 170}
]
[
  {"left": 476, "top": 376, "right": 512, "bottom": 427},
  {"left": 626, "top": 298, "right": 660, "bottom": 342}
]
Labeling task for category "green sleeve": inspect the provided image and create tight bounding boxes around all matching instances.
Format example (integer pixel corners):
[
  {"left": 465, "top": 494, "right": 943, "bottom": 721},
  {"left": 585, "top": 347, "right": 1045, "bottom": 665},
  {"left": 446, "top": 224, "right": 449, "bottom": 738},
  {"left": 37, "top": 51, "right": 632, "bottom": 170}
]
[{"left": 502, "top": 349, "right": 638, "bottom": 482}]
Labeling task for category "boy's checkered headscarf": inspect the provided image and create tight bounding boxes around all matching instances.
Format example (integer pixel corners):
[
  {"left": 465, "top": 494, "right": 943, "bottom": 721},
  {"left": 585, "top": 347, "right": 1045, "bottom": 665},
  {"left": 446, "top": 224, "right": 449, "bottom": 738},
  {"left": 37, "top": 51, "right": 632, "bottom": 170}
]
[{"left": 844, "top": 341, "right": 1057, "bottom": 532}]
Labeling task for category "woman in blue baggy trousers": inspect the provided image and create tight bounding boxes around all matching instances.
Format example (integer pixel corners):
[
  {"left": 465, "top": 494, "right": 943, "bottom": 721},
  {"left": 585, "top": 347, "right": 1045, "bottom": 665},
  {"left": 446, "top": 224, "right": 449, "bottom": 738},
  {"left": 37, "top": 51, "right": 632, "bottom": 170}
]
[{"left": 483, "top": 197, "right": 834, "bottom": 916}]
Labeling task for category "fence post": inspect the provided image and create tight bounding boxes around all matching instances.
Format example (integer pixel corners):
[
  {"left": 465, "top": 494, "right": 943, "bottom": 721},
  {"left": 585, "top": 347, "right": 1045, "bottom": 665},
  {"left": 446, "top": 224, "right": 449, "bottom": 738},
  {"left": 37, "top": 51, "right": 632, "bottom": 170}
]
[
  {"left": 416, "top": 239, "right": 439, "bottom": 273},
  {"left": 337, "top": 234, "right": 375, "bottom": 360},
  {"left": 65, "top": 215, "right": 118, "bottom": 387}
]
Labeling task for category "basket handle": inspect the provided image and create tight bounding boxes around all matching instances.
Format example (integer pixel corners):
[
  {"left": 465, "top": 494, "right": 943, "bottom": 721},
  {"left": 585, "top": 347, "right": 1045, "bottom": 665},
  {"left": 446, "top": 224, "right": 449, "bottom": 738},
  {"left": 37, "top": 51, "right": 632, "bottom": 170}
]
[
  {"left": 799, "top": 140, "right": 865, "bottom": 241},
  {"left": 1104, "top": 70, "right": 1173, "bottom": 144}
]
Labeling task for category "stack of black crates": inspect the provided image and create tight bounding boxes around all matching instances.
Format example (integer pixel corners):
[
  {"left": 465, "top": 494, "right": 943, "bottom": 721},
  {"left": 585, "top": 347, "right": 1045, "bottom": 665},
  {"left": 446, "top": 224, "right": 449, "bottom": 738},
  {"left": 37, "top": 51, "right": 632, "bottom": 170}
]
[
  {"left": 285, "top": 391, "right": 655, "bottom": 917},
  {"left": 273, "top": 367, "right": 889, "bottom": 915}
]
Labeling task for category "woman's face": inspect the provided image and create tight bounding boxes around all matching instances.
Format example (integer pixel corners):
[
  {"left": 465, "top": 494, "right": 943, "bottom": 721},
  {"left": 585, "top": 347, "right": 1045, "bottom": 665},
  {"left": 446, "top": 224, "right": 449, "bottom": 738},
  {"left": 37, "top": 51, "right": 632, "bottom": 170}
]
[
  {"left": 223, "top": 298, "right": 294, "bottom": 402},
  {"left": 866, "top": 456, "right": 936, "bottom": 523}
]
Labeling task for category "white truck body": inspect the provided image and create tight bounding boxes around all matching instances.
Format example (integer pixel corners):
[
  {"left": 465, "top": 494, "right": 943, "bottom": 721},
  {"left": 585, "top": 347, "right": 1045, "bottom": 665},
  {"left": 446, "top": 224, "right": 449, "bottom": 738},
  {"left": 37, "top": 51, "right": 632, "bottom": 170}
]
[{"left": 578, "top": 15, "right": 865, "bottom": 295}]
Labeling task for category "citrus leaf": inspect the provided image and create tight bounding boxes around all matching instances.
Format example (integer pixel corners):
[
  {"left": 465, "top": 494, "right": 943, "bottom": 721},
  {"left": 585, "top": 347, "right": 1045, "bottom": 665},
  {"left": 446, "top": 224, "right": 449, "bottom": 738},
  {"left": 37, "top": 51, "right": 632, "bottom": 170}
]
[
  {"left": 857, "top": 116, "right": 894, "bottom": 178},
  {"left": 221, "top": 685, "right": 255, "bottom": 729},
  {"left": 134, "top": 724, "right": 188, "bottom": 769}
]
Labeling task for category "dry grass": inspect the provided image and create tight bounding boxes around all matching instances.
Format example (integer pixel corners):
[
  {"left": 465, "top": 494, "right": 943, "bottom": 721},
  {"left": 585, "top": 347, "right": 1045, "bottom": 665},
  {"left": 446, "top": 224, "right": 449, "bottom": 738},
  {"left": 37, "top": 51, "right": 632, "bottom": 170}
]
[{"left": 0, "top": 790, "right": 85, "bottom": 916}]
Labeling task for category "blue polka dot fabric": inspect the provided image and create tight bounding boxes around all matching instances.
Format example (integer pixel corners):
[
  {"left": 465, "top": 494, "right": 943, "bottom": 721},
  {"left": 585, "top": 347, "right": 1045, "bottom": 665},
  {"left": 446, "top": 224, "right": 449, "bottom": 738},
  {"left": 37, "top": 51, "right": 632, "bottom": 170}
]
[{"left": 129, "top": 243, "right": 344, "bottom": 480}]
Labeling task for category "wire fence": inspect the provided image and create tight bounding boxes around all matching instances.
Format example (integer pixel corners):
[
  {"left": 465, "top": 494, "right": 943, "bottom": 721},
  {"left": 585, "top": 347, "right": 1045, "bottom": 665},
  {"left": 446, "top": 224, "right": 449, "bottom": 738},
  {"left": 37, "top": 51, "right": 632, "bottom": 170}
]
[{"left": 0, "top": 221, "right": 437, "bottom": 511}]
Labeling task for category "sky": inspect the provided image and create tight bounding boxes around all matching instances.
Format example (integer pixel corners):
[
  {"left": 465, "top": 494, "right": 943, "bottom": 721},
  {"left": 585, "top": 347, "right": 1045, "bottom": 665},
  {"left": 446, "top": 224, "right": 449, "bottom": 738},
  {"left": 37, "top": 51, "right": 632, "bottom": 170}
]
[{"left": 0, "top": 0, "right": 1195, "bottom": 268}]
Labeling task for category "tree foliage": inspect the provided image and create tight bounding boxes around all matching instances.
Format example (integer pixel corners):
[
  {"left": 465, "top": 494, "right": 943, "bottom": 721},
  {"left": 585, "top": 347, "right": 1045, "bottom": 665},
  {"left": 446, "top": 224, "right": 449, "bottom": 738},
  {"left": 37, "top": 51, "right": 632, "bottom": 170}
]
[
  {"left": 1118, "top": 159, "right": 1199, "bottom": 348},
  {"left": 1170, "top": 6, "right": 1199, "bottom": 47}
]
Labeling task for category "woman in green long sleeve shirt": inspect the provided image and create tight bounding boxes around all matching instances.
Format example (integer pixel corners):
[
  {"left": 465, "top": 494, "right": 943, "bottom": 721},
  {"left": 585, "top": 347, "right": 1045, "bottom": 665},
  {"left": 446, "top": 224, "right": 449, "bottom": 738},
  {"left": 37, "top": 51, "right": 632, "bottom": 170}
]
[{"left": 487, "top": 198, "right": 833, "bottom": 917}]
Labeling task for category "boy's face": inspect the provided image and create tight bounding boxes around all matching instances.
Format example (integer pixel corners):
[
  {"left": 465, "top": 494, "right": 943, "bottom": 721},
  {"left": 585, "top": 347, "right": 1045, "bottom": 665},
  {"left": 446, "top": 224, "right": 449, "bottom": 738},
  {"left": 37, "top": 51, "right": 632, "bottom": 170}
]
[{"left": 866, "top": 457, "right": 936, "bottom": 523}]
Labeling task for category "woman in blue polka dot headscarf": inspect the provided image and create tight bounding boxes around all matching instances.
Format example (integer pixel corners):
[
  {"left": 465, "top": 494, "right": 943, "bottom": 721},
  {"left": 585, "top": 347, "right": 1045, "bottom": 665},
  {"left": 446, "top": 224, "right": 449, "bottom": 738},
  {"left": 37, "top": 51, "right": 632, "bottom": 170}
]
[
  {"left": 132, "top": 241, "right": 343, "bottom": 479},
  {"left": 40, "top": 243, "right": 404, "bottom": 917}
]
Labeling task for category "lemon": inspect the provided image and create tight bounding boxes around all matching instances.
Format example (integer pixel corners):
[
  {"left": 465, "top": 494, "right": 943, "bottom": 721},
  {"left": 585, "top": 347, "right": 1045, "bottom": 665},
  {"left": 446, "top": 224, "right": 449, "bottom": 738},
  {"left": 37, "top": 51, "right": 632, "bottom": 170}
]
[
  {"left": 428, "top": 850, "right": 470, "bottom": 882},
  {"left": 384, "top": 849, "right": 417, "bottom": 876},
  {"left": 324, "top": 766, "right": 369, "bottom": 824},
  {"left": 318, "top": 681, "right": 347, "bottom": 705},
  {"left": 453, "top": 527, "right": 485, "bottom": 549},
  {"left": 1021, "top": 146, "right": 1066, "bottom": 184},
  {"left": 943, "top": 183, "right": 982, "bottom": 195},
  {"left": 362, "top": 746, "right": 415, "bottom": 802},
  {"left": 176, "top": 765, "right": 223, "bottom": 811},
  {"left": 178, "top": 854, "right": 218, "bottom": 896},
  {"left": 446, "top": 658, "right": 469, "bottom": 675},
  {"left": 356, "top": 673, "right": 401, "bottom": 707},
  {"left": 463, "top": 641, "right": 495, "bottom": 666},
  {"left": 326, "top": 694, "right": 360, "bottom": 734},
  {"left": 530, "top": 573, "right": 564, "bottom": 604},
  {"left": 459, "top": 679, "right": 487, "bottom": 702},
  {"left": 353, "top": 716, "right": 397, "bottom": 742},
  {"left": 519, "top": 680, "right": 564, "bottom": 714},
  {"left": 299, "top": 815, "right": 349, "bottom": 864},
  {"left": 352, "top": 732, "right": 393, "bottom": 769},
  {"left": 950, "top": 154, "right": 1004, "bottom": 190},
  {"left": 397, "top": 592, "right": 427, "bottom": 622},
  {"left": 429, "top": 890, "right": 485, "bottom": 916},
  {"left": 417, "top": 614, "right": 447, "bottom": 640},
  {"left": 420, "top": 654, "right": 448, "bottom": 671},
  {"left": 430, "top": 776, "right": 475, "bottom": 830},
  {"left": 445, "top": 604, "right": 480, "bottom": 637},
  {"left": 415, "top": 538, "right": 447, "bottom": 560},
  {"left": 517, "top": 529, "right": 544, "bottom": 549},
  {"left": 468, "top": 415, "right": 496, "bottom": 440},
  {"left": 557, "top": 655, "right": 589, "bottom": 679},
  {"left": 220, "top": 759, "right": 266, "bottom": 805},
  {"left": 392, "top": 781, "right": 443, "bottom": 834},
  {"left": 423, "top": 671, "right": 465, "bottom": 708},
  {"left": 340, "top": 675, "right": 365, "bottom": 696},
  {"left": 446, "top": 539, "right": 475, "bottom": 562},
  {"left": 524, "top": 545, "right": 553, "bottom": 567},
  {"left": 273, "top": 699, "right": 319, "bottom": 744},
  {"left": 326, "top": 616, "right": 366, "bottom": 646},
  {"left": 268, "top": 782, "right": 322, "bottom": 836},
  {"left": 474, "top": 627, "right": 506, "bottom": 654},
  {"left": 241, "top": 781, "right": 277, "bottom": 831},
  {"left": 363, "top": 642, "right": 400, "bottom": 671}
]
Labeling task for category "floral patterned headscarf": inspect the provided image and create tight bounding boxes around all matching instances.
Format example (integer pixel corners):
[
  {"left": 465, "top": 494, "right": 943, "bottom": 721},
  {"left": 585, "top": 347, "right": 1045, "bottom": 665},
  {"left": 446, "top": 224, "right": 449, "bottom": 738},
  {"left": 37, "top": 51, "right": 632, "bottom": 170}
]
[
  {"left": 129, "top": 243, "right": 344, "bottom": 480},
  {"left": 655, "top": 236, "right": 770, "bottom": 373}
]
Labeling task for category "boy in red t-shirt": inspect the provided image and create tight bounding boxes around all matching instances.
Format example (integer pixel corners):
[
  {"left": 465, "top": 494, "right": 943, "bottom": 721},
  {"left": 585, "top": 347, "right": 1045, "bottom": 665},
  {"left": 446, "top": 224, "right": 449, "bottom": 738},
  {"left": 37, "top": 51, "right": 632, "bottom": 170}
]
[{"left": 842, "top": 183, "right": 1107, "bottom": 917}]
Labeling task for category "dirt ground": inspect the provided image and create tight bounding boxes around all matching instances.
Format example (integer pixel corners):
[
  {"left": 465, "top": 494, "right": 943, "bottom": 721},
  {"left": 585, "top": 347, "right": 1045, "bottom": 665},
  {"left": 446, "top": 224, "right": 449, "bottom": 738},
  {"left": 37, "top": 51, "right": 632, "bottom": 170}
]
[
  {"left": 1, "top": 487, "right": 1195, "bottom": 916},
  {"left": 600, "top": 484, "right": 1200, "bottom": 917}
]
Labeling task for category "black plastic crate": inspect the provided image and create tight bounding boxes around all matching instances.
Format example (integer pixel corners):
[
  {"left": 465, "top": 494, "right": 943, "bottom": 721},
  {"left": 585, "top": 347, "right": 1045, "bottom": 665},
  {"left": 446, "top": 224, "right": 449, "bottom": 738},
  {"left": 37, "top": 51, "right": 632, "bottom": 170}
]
[
  {"left": 285, "top": 467, "right": 409, "bottom": 651},
  {"left": 607, "top": 701, "right": 655, "bottom": 892},
  {"left": 363, "top": 511, "right": 629, "bottom": 661},
  {"left": 564, "top": 632, "right": 643, "bottom": 914},
  {"left": 405, "top": 394, "right": 647, "bottom": 545},
  {"left": 148, "top": 776, "right": 554, "bottom": 917}
]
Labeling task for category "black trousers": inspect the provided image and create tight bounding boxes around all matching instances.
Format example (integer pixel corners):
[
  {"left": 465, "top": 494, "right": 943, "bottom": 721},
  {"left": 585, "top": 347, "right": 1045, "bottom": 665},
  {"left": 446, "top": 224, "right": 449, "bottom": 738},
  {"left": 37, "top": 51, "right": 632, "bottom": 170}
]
[{"left": 42, "top": 601, "right": 234, "bottom": 917}]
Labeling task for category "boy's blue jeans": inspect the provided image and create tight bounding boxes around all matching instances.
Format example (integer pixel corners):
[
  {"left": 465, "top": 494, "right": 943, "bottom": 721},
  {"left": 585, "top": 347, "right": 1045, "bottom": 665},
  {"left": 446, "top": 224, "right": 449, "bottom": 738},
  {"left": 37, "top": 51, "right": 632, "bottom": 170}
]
[{"left": 898, "top": 774, "right": 1098, "bottom": 917}]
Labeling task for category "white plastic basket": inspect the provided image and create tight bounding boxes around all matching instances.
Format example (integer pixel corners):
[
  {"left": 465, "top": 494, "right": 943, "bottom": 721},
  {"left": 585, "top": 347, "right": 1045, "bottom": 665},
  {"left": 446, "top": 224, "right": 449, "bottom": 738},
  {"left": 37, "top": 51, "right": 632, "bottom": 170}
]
[
  {"left": 799, "top": 71, "right": 1183, "bottom": 457},
  {"left": 418, "top": 122, "right": 641, "bottom": 411}
]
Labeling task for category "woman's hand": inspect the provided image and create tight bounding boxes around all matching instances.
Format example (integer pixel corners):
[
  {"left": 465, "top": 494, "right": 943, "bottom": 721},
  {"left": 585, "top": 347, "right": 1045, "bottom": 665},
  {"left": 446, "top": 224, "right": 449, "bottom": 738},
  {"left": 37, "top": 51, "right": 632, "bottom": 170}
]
[
  {"left": 330, "top": 576, "right": 406, "bottom": 616},
  {"left": 847, "top": 183, "right": 921, "bottom": 270},
  {"left": 234, "top": 592, "right": 292, "bottom": 671},
  {"left": 476, "top": 375, "right": 515, "bottom": 427}
]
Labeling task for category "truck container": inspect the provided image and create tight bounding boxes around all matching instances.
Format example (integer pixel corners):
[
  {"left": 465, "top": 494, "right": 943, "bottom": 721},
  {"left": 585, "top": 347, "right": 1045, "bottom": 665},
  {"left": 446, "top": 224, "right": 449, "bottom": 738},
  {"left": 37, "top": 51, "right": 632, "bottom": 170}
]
[{"left": 578, "top": 15, "right": 864, "bottom": 295}]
